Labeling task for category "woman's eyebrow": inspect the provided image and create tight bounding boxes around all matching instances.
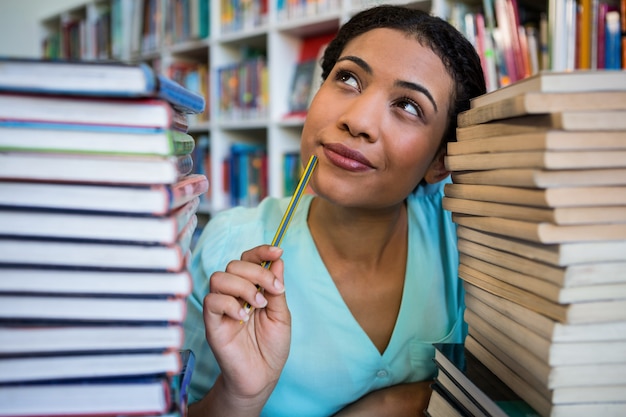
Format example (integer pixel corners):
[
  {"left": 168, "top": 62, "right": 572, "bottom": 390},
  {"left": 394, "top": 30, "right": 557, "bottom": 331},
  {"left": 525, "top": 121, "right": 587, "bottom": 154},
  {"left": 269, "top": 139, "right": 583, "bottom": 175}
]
[
  {"left": 336, "top": 55, "right": 438, "bottom": 113},
  {"left": 395, "top": 80, "right": 438, "bottom": 113},
  {"left": 337, "top": 55, "right": 372, "bottom": 74}
]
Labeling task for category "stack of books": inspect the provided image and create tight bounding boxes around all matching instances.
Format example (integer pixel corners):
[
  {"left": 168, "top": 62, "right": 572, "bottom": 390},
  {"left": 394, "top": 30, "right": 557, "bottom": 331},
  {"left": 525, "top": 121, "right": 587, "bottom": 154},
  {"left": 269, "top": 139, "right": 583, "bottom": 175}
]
[
  {"left": 438, "top": 70, "right": 626, "bottom": 417},
  {"left": 0, "top": 58, "right": 207, "bottom": 416}
]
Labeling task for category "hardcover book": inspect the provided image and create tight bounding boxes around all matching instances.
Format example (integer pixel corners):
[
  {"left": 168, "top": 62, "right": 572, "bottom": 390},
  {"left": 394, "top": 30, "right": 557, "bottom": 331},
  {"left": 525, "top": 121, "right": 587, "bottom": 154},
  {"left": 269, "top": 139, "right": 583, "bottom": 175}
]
[
  {"left": 0, "top": 325, "right": 184, "bottom": 355},
  {"left": 0, "top": 377, "right": 173, "bottom": 416},
  {"left": 0, "top": 294, "right": 187, "bottom": 323},
  {"left": 0, "top": 123, "right": 196, "bottom": 156},
  {"left": 0, "top": 174, "right": 209, "bottom": 215},
  {"left": 0, "top": 57, "right": 205, "bottom": 114},
  {"left": 0, "top": 351, "right": 181, "bottom": 383},
  {"left": 448, "top": 131, "right": 626, "bottom": 153},
  {"left": 0, "top": 198, "right": 199, "bottom": 244},
  {"left": 444, "top": 183, "right": 626, "bottom": 208},
  {"left": 443, "top": 196, "right": 626, "bottom": 225},
  {"left": 469, "top": 70, "right": 626, "bottom": 109},
  {"left": 0, "top": 93, "right": 189, "bottom": 130},
  {"left": 444, "top": 149, "right": 626, "bottom": 171},
  {"left": 455, "top": 111, "right": 626, "bottom": 141},
  {"left": 0, "top": 152, "right": 193, "bottom": 185},
  {"left": 426, "top": 382, "right": 471, "bottom": 417},
  {"left": 451, "top": 168, "right": 626, "bottom": 188},
  {"left": 452, "top": 213, "right": 626, "bottom": 243},
  {"left": 0, "top": 267, "right": 192, "bottom": 297},
  {"left": 459, "top": 91, "right": 626, "bottom": 127}
]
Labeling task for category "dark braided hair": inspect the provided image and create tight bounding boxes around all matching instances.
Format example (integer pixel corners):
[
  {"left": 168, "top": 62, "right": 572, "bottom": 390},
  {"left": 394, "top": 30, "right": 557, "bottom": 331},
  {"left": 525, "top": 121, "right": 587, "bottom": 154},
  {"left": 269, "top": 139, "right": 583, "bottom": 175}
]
[{"left": 320, "top": 5, "right": 486, "bottom": 147}]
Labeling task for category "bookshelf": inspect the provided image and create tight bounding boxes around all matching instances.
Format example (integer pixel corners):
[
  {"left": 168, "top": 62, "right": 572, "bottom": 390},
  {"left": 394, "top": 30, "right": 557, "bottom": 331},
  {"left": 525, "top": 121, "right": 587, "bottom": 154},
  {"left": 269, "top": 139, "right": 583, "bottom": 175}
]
[{"left": 39, "top": 0, "right": 621, "bottom": 216}]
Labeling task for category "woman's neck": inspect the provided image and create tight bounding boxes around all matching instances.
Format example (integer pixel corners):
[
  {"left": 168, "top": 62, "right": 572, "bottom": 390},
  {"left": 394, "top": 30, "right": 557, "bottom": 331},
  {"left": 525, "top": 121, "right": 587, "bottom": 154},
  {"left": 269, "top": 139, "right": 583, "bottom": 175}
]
[{"left": 307, "top": 197, "right": 408, "bottom": 269}]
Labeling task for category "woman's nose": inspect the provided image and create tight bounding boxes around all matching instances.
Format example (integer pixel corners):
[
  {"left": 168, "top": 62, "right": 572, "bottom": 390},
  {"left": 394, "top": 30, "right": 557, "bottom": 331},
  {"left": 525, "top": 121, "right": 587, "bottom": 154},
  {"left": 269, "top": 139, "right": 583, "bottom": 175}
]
[{"left": 337, "top": 90, "right": 383, "bottom": 142}]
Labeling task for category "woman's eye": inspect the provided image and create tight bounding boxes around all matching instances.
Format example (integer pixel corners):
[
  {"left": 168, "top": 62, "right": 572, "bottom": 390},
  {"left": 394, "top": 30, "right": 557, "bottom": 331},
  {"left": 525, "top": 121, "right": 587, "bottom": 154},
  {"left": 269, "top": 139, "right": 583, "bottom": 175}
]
[
  {"left": 397, "top": 98, "right": 422, "bottom": 118},
  {"left": 336, "top": 70, "right": 359, "bottom": 90}
]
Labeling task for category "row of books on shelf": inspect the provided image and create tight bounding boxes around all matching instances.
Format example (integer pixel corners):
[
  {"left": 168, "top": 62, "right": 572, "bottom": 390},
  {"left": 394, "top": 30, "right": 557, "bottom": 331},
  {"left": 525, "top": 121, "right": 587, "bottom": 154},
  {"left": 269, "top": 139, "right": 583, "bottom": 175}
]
[
  {"left": 224, "top": 143, "right": 268, "bottom": 208},
  {"left": 221, "top": 0, "right": 269, "bottom": 34},
  {"left": 138, "top": 0, "right": 210, "bottom": 54},
  {"left": 0, "top": 58, "right": 206, "bottom": 416},
  {"left": 276, "top": 0, "right": 341, "bottom": 20},
  {"left": 427, "top": 69, "right": 626, "bottom": 416},
  {"left": 188, "top": 144, "right": 305, "bottom": 211},
  {"left": 451, "top": 0, "right": 626, "bottom": 93},
  {"left": 41, "top": 5, "right": 112, "bottom": 61},
  {"left": 188, "top": 138, "right": 305, "bottom": 211},
  {"left": 217, "top": 54, "right": 269, "bottom": 122},
  {"left": 43, "top": 0, "right": 210, "bottom": 61}
]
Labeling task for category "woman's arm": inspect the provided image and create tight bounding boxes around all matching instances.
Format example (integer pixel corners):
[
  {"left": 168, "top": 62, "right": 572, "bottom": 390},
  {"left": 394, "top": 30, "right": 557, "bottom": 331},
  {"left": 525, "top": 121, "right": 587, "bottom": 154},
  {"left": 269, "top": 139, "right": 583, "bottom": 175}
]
[
  {"left": 188, "top": 245, "right": 292, "bottom": 417},
  {"left": 333, "top": 381, "right": 433, "bottom": 417}
]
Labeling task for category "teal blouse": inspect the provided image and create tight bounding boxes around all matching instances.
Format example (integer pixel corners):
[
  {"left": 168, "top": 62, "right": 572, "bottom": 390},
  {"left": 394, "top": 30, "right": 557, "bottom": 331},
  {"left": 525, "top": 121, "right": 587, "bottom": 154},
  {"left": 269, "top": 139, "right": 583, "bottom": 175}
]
[{"left": 183, "top": 179, "right": 465, "bottom": 417}]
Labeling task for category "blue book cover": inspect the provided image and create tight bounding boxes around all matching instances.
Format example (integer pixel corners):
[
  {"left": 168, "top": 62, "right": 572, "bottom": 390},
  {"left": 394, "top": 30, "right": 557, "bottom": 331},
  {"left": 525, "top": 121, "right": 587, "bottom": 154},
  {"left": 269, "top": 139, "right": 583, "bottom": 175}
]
[{"left": 604, "top": 11, "right": 622, "bottom": 69}]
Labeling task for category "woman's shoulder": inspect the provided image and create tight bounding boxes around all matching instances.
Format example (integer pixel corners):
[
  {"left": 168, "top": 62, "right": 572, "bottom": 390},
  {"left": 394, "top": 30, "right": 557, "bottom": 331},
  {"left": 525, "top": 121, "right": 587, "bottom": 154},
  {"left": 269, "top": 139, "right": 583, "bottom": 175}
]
[
  {"left": 406, "top": 177, "right": 456, "bottom": 245},
  {"left": 410, "top": 177, "right": 448, "bottom": 199},
  {"left": 407, "top": 178, "right": 449, "bottom": 214}
]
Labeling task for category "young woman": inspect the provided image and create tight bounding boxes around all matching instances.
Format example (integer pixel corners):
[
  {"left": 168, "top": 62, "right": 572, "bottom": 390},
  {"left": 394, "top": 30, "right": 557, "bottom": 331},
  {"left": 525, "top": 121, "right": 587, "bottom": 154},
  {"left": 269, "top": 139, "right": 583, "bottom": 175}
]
[{"left": 183, "top": 5, "right": 486, "bottom": 416}]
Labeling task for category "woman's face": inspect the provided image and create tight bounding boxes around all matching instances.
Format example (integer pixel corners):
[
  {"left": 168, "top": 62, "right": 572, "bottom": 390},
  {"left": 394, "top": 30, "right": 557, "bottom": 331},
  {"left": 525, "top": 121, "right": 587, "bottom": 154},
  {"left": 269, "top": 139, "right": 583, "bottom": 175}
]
[{"left": 301, "top": 28, "right": 454, "bottom": 209}]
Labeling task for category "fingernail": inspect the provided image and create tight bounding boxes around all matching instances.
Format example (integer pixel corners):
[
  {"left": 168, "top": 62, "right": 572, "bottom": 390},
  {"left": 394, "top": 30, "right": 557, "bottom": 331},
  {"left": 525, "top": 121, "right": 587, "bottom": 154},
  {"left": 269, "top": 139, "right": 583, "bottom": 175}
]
[
  {"left": 269, "top": 246, "right": 283, "bottom": 254},
  {"left": 273, "top": 278, "right": 284, "bottom": 293},
  {"left": 238, "top": 308, "right": 249, "bottom": 322},
  {"left": 255, "top": 291, "right": 268, "bottom": 307}
]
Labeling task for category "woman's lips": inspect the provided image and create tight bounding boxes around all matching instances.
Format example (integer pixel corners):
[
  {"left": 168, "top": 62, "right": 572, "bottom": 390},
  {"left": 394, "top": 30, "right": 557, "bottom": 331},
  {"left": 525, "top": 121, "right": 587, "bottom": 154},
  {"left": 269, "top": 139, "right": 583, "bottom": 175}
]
[{"left": 323, "top": 143, "right": 374, "bottom": 172}]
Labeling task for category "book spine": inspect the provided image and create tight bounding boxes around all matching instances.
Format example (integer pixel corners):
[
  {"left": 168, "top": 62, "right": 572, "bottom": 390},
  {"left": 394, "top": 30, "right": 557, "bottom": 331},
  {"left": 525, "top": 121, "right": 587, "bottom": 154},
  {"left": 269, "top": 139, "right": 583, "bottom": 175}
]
[
  {"left": 177, "top": 154, "right": 194, "bottom": 177},
  {"left": 596, "top": 1, "right": 609, "bottom": 68},
  {"left": 494, "top": 0, "right": 519, "bottom": 83},
  {"left": 578, "top": 0, "right": 593, "bottom": 68},
  {"left": 476, "top": 13, "right": 500, "bottom": 92},
  {"left": 622, "top": 0, "right": 626, "bottom": 68},
  {"left": 605, "top": 11, "right": 623, "bottom": 69},
  {"left": 139, "top": 62, "right": 158, "bottom": 93}
]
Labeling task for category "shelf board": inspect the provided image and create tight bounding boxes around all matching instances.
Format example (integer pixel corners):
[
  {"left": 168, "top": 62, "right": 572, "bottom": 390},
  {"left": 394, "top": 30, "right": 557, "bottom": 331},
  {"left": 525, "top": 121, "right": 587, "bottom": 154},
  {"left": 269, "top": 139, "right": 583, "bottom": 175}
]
[
  {"left": 217, "top": 118, "right": 269, "bottom": 130},
  {"left": 276, "top": 12, "right": 342, "bottom": 37},
  {"left": 218, "top": 26, "right": 269, "bottom": 46},
  {"left": 168, "top": 38, "right": 210, "bottom": 57}
]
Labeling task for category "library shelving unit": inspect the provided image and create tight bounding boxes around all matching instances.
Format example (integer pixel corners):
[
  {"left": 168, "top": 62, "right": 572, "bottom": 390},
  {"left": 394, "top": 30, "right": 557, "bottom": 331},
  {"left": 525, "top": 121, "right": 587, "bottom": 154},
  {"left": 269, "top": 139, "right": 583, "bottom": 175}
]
[{"left": 39, "top": 0, "right": 444, "bottom": 216}]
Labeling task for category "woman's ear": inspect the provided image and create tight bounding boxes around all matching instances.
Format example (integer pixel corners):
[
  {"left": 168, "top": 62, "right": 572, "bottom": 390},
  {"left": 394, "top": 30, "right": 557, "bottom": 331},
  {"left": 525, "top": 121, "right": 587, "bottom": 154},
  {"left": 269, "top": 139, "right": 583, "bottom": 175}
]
[{"left": 423, "top": 147, "right": 451, "bottom": 184}]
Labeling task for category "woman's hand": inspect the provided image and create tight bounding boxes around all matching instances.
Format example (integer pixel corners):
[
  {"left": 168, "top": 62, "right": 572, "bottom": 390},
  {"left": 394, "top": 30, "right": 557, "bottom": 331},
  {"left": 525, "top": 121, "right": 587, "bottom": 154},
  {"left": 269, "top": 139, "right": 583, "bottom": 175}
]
[
  {"left": 333, "top": 381, "right": 434, "bottom": 417},
  {"left": 190, "top": 245, "right": 291, "bottom": 417}
]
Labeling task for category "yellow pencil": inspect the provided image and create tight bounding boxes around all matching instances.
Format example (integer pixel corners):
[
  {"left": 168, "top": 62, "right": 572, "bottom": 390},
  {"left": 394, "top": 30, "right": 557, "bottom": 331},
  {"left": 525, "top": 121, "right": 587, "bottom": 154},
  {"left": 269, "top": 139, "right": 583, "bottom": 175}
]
[{"left": 242, "top": 154, "right": 318, "bottom": 316}]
